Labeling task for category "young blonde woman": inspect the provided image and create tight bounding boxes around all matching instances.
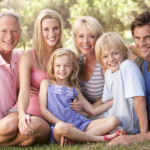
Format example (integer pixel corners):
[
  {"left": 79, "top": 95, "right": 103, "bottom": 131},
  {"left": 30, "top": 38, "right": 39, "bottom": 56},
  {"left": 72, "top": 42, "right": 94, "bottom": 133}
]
[{"left": 2, "top": 9, "right": 63, "bottom": 146}]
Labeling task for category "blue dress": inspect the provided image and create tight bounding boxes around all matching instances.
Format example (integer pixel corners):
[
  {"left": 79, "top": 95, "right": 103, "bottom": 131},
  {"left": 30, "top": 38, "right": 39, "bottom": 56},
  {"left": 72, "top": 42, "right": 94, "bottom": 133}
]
[{"left": 47, "top": 83, "right": 91, "bottom": 142}]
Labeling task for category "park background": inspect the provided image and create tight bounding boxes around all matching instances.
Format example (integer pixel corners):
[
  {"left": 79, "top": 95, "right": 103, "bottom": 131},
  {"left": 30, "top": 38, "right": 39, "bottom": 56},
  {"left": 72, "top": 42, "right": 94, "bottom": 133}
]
[
  {"left": 0, "top": 0, "right": 150, "bottom": 51},
  {"left": 1, "top": 0, "right": 150, "bottom": 150}
]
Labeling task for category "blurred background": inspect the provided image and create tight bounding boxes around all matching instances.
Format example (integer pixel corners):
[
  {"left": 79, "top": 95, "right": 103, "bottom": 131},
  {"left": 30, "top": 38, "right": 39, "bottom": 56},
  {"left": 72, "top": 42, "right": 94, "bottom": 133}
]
[{"left": 0, "top": 0, "right": 149, "bottom": 51}]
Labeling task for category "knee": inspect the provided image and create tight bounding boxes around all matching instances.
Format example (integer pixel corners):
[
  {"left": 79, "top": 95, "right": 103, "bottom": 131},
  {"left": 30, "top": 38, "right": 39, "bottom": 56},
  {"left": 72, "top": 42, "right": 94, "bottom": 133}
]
[
  {"left": 2, "top": 117, "right": 18, "bottom": 133},
  {"left": 19, "top": 136, "right": 36, "bottom": 146},
  {"left": 54, "top": 122, "right": 69, "bottom": 135},
  {"left": 111, "top": 116, "right": 120, "bottom": 127}
]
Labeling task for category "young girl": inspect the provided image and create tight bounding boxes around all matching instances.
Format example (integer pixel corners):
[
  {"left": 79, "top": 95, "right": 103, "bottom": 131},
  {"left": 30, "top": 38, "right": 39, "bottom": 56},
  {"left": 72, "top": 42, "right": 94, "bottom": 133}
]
[
  {"left": 95, "top": 32, "right": 148, "bottom": 135},
  {"left": 39, "top": 48, "right": 125, "bottom": 146}
]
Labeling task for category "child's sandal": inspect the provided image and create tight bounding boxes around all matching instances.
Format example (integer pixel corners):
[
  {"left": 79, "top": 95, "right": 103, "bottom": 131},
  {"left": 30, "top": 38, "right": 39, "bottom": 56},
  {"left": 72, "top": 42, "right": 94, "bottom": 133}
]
[
  {"left": 115, "top": 129, "right": 126, "bottom": 135},
  {"left": 60, "top": 136, "right": 77, "bottom": 147},
  {"left": 104, "top": 129, "right": 126, "bottom": 142},
  {"left": 104, "top": 135, "right": 113, "bottom": 141}
]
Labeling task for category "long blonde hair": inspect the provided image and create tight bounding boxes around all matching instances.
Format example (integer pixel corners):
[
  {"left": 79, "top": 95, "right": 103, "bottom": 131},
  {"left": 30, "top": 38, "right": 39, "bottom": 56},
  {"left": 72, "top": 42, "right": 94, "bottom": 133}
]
[
  {"left": 47, "top": 48, "right": 79, "bottom": 87},
  {"left": 95, "top": 32, "right": 131, "bottom": 66},
  {"left": 33, "top": 9, "right": 63, "bottom": 71}
]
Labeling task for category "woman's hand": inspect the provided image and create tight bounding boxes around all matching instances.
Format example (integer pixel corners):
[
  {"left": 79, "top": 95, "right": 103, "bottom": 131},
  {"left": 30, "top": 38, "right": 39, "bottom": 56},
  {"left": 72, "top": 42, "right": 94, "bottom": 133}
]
[
  {"left": 30, "top": 86, "right": 39, "bottom": 97},
  {"left": 70, "top": 99, "right": 83, "bottom": 113},
  {"left": 18, "top": 114, "right": 34, "bottom": 136}
]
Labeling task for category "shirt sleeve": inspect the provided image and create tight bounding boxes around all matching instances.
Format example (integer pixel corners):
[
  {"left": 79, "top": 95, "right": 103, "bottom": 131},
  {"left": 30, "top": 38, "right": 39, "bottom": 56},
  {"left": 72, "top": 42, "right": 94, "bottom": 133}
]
[
  {"left": 120, "top": 60, "right": 145, "bottom": 98},
  {"left": 102, "top": 70, "right": 113, "bottom": 103}
]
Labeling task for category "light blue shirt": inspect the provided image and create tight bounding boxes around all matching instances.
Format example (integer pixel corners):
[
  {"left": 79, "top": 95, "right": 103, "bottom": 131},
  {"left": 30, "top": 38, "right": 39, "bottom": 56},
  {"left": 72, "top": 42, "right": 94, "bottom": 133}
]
[{"left": 102, "top": 60, "right": 146, "bottom": 134}]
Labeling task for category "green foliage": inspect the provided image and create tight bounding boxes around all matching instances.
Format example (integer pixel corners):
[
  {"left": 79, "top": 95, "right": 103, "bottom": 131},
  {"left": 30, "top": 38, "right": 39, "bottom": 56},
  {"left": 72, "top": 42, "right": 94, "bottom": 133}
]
[{"left": 0, "top": 0, "right": 149, "bottom": 50}]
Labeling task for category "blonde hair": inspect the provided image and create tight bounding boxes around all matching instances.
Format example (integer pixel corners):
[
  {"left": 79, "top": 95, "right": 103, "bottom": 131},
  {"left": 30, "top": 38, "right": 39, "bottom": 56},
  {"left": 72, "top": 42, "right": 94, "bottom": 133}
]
[
  {"left": 47, "top": 48, "right": 79, "bottom": 87},
  {"left": 95, "top": 32, "right": 131, "bottom": 66},
  {"left": 73, "top": 16, "right": 103, "bottom": 55},
  {"left": 33, "top": 9, "right": 63, "bottom": 71}
]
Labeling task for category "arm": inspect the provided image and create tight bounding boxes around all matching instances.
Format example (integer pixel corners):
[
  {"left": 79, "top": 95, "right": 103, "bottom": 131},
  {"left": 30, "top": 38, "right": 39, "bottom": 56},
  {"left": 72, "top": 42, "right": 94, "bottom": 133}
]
[
  {"left": 71, "top": 96, "right": 112, "bottom": 117},
  {"left": 107, "top": 132, "right": 150, "bottom": 146},
  {"left": 76, "top": 88, "right": 113, "bottom": 116},
  {"left": 92, "top": 99, "right": 104, "bottom": 108},
  {"left": 30, "top": 86, "right": 39, "bottom": 97},
  {"left": 128, "top": 45, "right": 141, "bottom": 61},
  {"left": 39, "top": 80, "right": 62, "bottom": 125},
  {"left": 81, "top": 99, "right": 108, "bottom": 117},
  {"left": 18, "top": 51, "right": 34, "bottom": 135},
  {"left": 134, "top": 96, "right": 148, "bottom": 133}
]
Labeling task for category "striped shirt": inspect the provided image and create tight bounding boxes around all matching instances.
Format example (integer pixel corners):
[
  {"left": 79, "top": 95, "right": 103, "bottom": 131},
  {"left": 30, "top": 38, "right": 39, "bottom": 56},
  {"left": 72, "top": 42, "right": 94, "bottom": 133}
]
[{"left": 79, "top": 55, "right": 105, "bottom": 104}]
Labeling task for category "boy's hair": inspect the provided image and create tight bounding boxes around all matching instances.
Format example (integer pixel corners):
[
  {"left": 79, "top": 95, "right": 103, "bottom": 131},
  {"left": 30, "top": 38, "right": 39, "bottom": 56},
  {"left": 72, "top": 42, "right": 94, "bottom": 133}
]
[
  {"left": 0, "top": 12, "right": 21, "bottom": 29},
  {"left": 33, "top": 9, "right": 63, "bottom": 71},
  {"left": 95, "top": 32, "right": 131, "bottom": 66},
  {"left": 131, "top": 11, "right": 150, "bottom": 35},
  {"left": 47, "top": 48, "right": 79, "bottom": 87},
  {"left": 73, "top": 16, "right": 103, "bottom": 56}
]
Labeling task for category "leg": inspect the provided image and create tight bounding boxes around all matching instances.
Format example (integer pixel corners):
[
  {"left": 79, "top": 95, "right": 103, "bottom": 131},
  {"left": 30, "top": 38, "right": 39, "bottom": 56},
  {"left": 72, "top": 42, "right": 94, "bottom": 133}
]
[
  {"left": 0, "top": 112, "right": 18, "bottom": 144},
  {"left": 53, "top": 121, "right": 120, "bottom": 144},
  {"left": 26, "top": 116, "right": 50, "bottom": 145},
  {"left": 84, "top": 116, "right": 120, "bottom": 135},
  {"left": 3, "top": 116, "right": 50, "bottom": 146}
]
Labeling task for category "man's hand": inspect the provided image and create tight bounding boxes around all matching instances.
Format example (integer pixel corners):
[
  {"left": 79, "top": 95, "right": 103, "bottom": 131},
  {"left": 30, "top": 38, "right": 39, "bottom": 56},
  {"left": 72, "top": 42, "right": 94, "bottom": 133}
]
[{"left": 107, "top": 134, "right": 143, "bottom": 146}]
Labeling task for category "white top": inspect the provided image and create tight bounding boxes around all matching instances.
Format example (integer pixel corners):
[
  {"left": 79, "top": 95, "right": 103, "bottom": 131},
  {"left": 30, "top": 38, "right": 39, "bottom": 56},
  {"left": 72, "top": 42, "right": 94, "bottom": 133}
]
[{"left": 102, "top": 60, "right": 146, "bottom": 134}]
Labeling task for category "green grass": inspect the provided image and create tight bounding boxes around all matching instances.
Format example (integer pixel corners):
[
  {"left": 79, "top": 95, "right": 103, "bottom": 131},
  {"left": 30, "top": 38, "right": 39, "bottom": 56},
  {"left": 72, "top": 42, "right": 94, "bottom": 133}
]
[{"left": 0, "top": 141, "right": 150, "bottom": 150}]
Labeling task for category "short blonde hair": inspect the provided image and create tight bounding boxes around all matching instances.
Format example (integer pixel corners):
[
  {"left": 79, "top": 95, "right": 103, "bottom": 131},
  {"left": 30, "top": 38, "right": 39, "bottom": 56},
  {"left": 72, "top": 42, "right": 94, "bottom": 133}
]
[
  {"left": 73, "top": 16, "right": 103, "bottom": 55},
  {"left": 33, "top": 9, "right": 63, "bottom": 71},
  {"left": 95, "top": 32, "right": 131, "bottom": 66},
  {"left": 47, "top": 48, "right": 79, "bottom": 87}
]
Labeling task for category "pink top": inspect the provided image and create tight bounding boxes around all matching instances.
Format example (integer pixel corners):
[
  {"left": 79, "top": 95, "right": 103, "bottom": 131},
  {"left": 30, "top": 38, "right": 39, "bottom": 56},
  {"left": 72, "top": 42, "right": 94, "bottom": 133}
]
[
  {"left": 26, "top": 50, "right": 47, "bottom": 116},
  {"left": 14, "top": 50, "right": 47, "bottom": 117},
  {"left": 0, "top": 49, "right": 22, "bottom": 119}
]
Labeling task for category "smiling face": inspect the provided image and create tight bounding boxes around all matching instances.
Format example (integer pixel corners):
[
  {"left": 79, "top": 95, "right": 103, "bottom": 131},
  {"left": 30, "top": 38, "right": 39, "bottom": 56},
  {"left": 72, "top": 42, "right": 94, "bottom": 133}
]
[
  {"left": 134, "top": 25, "right": 150, "bottom": 61},
  {"left": 54, "top": 54, "right": 73, "bottom": 81},
  {"left": 75, "top": 26, "right": 98, "bottom": 56},
  {"left": 0, "top": 15, "right": 21, "bottom": 55},
  {"left": 101, "top": 47, "right": 125, "bottom": 72},
  {"left": 42, "top": 18, "right": 61, "bottom": 50}
]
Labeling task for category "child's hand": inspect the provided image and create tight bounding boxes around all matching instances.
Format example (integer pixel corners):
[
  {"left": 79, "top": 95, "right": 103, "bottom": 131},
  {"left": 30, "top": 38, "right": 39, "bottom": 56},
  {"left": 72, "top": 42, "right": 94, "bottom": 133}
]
[
  {"left": 30, "top": 86, "right": 39, "bottom": 97},
  {"left": 18, "top": 114, "right": 34, "bottom": 136},
  {"left": 70, "top": 99, "right": 83, "bottom": 113}
]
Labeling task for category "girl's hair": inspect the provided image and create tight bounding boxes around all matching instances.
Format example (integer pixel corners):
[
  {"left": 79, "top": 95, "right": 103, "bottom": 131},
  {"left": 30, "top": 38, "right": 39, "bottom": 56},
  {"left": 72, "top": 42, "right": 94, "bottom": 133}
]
[
  {"left": 0, "top": 12, "right": 21, "bottom": 29},
  {"left": 95, "top": 32, "right": 131, "bottom": 66},
  {"left": 47, "top": 48, "right": 79, "bottom": 87},
  {"left": 73, "top": 16, "right": 104, "bottom": 55},
  {"left": 33, "top": 9, "right": 63, "bottom": 71}
]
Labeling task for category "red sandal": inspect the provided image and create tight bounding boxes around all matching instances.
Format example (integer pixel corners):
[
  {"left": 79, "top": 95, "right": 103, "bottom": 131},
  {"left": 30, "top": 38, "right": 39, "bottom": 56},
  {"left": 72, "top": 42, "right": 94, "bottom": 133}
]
[
  {"left": 60, "top": 136, "right": 77, "bottom": 147},
  {"left": 104, "top": 129, "right": 126, "bottom": 142}
]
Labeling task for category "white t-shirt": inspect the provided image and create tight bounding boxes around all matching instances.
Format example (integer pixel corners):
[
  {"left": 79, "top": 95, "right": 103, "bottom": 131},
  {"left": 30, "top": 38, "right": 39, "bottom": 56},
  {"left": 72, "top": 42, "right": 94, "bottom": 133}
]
[{"left": 102, "top": 60, "right": 146, "bottom": 134}]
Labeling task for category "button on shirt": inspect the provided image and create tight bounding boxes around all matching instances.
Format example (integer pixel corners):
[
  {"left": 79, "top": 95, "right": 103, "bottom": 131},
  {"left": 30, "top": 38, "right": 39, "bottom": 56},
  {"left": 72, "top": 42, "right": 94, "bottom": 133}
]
[{"left": 0, "top": 49, "right": 23, "bottom": 119}]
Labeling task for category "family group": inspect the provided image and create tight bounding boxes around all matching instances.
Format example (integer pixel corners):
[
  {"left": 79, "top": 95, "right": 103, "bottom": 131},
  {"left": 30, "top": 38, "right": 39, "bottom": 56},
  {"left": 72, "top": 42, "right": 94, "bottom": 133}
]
[{"left": 0, "top": 9, "right": 150, "bottom": 147}]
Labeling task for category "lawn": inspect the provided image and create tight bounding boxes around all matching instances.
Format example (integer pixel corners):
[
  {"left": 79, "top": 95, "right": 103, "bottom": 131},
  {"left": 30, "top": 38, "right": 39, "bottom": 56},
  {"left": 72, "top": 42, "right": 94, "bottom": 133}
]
[{"left": 0, "top": 141, "right": 150, "bottom": 150}]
